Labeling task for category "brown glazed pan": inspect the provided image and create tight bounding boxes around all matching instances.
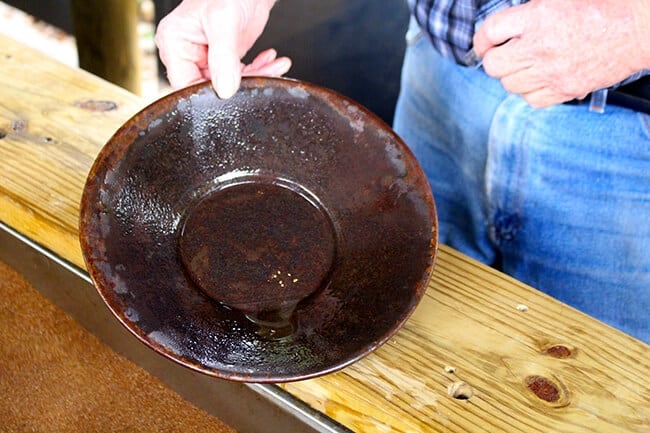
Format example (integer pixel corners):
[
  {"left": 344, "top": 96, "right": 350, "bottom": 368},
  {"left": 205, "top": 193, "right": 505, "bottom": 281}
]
[{"left": 79, "top": 77, "right": 437, "bottom": 382}]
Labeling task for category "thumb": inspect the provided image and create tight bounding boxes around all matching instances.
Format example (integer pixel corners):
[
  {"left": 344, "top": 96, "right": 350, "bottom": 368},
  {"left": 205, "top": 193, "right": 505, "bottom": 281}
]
[
  {"left": 208, "top": 41, "right": 242, "bottom": 99},
  {"left": 204, "top": 17, "right": 242, "bottom": 99},
  {"left": 473, "top": 5, "right": 526, "bottom": 58}
]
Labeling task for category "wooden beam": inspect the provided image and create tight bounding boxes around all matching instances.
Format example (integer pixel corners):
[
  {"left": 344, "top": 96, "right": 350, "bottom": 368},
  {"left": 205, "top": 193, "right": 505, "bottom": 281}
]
[{"left": 71, "top": 0, "right": 141, "bottom": 94}]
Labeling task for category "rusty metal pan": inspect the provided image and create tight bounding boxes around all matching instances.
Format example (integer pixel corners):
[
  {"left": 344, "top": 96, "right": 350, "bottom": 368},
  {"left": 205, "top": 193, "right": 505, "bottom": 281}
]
[{"left": 79, "top": 77, "right": 437, "bottom": 382}]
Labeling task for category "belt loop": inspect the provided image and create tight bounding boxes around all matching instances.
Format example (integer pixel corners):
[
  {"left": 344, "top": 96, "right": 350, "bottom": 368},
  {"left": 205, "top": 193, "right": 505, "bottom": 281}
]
[{"left": 588, "top": 89, "right": 607, "bottom": 114}]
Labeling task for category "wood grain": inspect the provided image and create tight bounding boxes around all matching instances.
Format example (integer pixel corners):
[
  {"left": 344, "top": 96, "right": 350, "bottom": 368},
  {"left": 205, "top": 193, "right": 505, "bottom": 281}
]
[
  {"left": 0, "top": 33, "right": 143, "bottom": 268},
  {"left": 1, "top": 33, "right": 648, "bottom": 432},
  {"left": 282, "top": 248, "right": 650, "bottom": 432}
]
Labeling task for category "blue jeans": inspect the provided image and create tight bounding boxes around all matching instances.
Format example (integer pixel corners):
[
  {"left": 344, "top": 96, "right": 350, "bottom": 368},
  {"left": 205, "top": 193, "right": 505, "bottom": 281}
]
[{"left": 393, "top": 22, "right": 650, "bottom": 343}]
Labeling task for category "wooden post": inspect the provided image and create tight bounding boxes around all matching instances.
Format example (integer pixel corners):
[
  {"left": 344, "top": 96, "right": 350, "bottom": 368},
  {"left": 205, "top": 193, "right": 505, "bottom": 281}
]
[{"left": 71, "top": 0, "right": 141, "bottom": 95}]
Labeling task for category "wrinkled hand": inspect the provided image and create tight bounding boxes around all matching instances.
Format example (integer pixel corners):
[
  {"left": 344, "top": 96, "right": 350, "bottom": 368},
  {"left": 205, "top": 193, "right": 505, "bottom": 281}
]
[
  {"left": 473, "top": 0, "right": 649, "bottom": 107},
  {"left": 155, "top": 0, "right": 291, "bottom": 98}
]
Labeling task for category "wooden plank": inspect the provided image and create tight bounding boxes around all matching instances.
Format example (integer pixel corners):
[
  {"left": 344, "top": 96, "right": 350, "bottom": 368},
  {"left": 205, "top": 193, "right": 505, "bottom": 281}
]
[
  {"left": 1, "top": 33, "right": 648, "bottom": 433},
  {"left": 0, "top": 33, "right": 143, "bottom": 268},
  {"left": 281, "top": 247, "right": 649, "bottom": 432}
]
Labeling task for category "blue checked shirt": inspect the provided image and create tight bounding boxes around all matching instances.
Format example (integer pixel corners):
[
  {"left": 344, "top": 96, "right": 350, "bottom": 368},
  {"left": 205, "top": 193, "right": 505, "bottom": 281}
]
[{"left": 409, "top": 0, "right": 648, "bottom": 112}]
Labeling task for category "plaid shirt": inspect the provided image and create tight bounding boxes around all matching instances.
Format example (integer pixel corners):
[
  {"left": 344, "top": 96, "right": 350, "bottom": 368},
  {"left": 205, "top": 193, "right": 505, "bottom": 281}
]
[{"left": 408, "top": 0, "right": 648, "bottom": 111}]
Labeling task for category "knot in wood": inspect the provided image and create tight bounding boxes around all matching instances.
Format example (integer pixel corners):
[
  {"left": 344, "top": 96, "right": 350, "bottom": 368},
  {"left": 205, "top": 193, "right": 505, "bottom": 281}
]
[
  {"left": 544, "top": 345, "right": 572, "bottom": 359},
  {"left": 525, "top": 375, "right": 560, "bottom": 402},
  {"left": 74, "top": 100, "right": 118, "bottom": 112}
]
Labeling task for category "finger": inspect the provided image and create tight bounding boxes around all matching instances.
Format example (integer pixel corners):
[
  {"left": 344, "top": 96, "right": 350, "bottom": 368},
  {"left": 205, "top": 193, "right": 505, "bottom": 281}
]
[
  {"left": 242, "top": 56, "right": 292, "bottom": 77},
  {"left": 198, "top": 66, "right": 211, "bottom": 80},
  {"left": 165, "top": 52, "right": 207, "bottom": 88},
  {"left": 155, "top": 14, "right": 209, "bottom": 88},
  {"left": 520, "top": 87, "right": 570, "bottom": 109},
  {"left": 481, "top": 38, "right": 532, "bottom": 79},
  {"left": 499, "top": 69, "right": 545, "bottom": 95},
  {"left": 204, "top": 17, "right": 242, "bottom": 99},
  {"left": 248, "top": 48, "right": 279, "bottom": 69},
  {"left": 207, "top": 46, "right": 242, "bottom": 98},
  {"left": 473, "top": 4, "right": 527, "bottom": 58},
  {"left": 501, "top": 69, "right": 548, "bottom": 95},
  {"left": 156, "top": 27, "right": 209, "bottom": 88}
]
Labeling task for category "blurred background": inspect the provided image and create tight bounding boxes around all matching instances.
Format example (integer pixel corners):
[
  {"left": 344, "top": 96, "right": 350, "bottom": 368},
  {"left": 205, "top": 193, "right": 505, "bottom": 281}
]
[{"left": 0, "top": 0, "right": 409, "bottom": 124}]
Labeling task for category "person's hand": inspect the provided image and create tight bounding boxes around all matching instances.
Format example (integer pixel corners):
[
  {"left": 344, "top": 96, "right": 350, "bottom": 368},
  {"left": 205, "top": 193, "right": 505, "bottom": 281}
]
[
  {"left": 155, "top": 0, "right": 292, "bottom": 98},
  {"left": 473, "top": 0, "right": 650, "bottom": 107}
]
